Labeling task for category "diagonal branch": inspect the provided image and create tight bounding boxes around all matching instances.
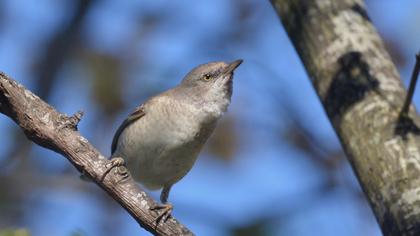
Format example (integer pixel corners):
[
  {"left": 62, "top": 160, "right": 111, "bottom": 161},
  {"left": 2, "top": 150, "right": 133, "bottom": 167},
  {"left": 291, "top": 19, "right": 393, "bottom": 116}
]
[
  {"left": 0, "top": 72, "right": 193, "bottom": 236},
  {"left": 2, "top": 0, "right": 94, "bottom": 170}
]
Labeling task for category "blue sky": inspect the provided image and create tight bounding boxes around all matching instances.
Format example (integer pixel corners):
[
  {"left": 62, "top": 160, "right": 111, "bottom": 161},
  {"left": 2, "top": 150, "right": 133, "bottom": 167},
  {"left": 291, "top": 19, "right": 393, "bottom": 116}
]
[{"left": 0, "top": 1, "right": 418, "bottom": 235}]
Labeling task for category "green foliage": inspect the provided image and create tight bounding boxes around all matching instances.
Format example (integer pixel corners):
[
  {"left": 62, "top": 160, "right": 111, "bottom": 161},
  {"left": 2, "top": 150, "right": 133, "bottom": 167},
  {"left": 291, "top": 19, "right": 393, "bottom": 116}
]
[{"left": 0, "top": 228, "right": 30, "bottom": 236}]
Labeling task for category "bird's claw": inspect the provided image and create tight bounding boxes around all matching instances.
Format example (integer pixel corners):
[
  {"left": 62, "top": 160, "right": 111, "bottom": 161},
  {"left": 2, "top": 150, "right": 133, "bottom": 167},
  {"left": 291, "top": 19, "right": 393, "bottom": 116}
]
[
  {"left": 100, "top": 157, "right": 127, "bottom": 182},
  {"left": 151, "top": 203, "right": 173, "bottom": 223}
]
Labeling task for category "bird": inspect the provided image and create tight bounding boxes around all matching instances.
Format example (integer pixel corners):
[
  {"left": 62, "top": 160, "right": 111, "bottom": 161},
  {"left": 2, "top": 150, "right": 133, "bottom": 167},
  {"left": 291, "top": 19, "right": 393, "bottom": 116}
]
[{"left": 104, "top": 59, "right": 242, "bottom": 222}]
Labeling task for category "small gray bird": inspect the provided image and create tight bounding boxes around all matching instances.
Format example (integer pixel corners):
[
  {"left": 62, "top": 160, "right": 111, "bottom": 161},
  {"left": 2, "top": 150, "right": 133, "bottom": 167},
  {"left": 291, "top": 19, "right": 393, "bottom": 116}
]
[{"left": 106, "top": 60, "right": 242, "bottom": 221}]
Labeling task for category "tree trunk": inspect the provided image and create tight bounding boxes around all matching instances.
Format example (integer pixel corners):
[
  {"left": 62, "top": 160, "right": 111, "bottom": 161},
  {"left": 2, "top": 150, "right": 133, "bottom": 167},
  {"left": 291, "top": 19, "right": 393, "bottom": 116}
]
[{"left": 271, "top": 0, "right": 420, "bottom": 235}]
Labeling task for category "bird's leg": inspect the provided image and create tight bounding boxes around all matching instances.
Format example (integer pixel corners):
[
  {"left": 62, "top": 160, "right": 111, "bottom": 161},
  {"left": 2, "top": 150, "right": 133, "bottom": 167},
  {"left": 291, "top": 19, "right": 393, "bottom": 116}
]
[
  {"left": 100, "top": 157, "right": 127, "bottom": 182},
  {"left": 151, "top": 184, "right": 173, "bottom": 223}
]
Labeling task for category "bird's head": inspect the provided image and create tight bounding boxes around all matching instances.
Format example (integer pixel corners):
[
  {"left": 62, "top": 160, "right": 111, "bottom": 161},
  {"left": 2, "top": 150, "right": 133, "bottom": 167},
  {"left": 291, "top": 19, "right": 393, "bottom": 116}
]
[{"left": 179, "top": 60, "right": 242, "bottom": 113}]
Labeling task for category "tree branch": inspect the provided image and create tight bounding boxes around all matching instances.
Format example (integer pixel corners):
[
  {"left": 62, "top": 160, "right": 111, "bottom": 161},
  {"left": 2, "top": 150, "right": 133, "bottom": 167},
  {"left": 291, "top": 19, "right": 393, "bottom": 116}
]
[
  {"left": 2, "top": 0, "right": 94, "bottom": 170},
  {"left": 271, "top": 0, "right": 420, "bottom": 235},
  {"left": 0, "top": 72, "right": 193, "bottom": 236}
]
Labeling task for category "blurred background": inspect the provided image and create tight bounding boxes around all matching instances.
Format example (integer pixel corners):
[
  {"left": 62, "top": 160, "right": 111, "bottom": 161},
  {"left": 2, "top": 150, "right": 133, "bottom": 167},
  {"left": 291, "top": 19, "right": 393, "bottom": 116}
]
[{"left": 0, "top": 0, "right": 419, "bottom": 235}]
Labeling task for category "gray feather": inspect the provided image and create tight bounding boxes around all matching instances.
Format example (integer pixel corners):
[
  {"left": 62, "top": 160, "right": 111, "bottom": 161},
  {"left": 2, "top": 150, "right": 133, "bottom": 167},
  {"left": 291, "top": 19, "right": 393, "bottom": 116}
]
[{"left": 111, "top": 105, "right": 145, "bottom": 155}]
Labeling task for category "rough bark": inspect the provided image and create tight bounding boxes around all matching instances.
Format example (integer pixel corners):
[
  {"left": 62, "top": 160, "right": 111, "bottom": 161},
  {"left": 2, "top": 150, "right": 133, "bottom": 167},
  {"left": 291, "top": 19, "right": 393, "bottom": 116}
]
[
  {"left": 271, "top": 0, "right": 420, "bottom": 235},
  {"left": 0, "top": 72, "right": 193, "bottom": 236},
  {"left": 4, "top": 0, "right": 93, "bottom": 170}
]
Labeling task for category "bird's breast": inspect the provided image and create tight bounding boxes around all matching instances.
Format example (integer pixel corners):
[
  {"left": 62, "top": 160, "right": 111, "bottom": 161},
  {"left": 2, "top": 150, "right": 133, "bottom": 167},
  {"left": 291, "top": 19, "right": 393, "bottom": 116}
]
[{"left": 114, "top": 97, "right": 220, "bottom": 189}]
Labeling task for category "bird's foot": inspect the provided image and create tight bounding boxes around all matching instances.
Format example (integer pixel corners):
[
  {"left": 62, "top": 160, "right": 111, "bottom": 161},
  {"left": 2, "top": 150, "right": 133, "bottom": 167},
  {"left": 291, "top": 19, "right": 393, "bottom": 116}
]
[
  {"left": 100, "top": 157, "right": 127, "bottom": 182},
  {"left": 151, "top": 203, "right": 173, "bottom": 223}
]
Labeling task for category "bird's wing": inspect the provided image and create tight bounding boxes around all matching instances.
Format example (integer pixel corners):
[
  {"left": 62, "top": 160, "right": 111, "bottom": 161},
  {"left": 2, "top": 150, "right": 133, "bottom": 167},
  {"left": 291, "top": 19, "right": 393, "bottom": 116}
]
[{"left": 111, "top": 105, "right": 146, "bottom": 155}]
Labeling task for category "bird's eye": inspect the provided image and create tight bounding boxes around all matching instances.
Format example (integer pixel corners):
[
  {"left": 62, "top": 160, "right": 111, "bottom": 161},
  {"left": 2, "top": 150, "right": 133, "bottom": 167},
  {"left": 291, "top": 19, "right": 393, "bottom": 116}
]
[{"left": 202, "top": 74, "right": 212, "bottom": 81}]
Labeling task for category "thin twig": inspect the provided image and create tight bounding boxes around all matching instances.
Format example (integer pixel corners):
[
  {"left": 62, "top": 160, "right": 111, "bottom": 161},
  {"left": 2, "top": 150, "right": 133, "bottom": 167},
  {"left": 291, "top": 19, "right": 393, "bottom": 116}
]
[{"left": 400, "top": 53, "right": 420, "bottom": 117}]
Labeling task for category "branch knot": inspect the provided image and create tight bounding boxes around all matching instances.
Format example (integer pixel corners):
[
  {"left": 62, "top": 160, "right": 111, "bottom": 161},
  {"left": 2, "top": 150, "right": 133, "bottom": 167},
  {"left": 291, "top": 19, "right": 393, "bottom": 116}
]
[{"left": 60, "top": 111, "right": 84, "bottom": 130}]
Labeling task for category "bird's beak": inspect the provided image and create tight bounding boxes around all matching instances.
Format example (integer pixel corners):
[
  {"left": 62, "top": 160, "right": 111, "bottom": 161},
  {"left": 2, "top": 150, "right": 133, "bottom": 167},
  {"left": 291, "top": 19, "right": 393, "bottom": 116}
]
[{"left": 224, "top": 59, "right": 243, "bottom": 74}]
